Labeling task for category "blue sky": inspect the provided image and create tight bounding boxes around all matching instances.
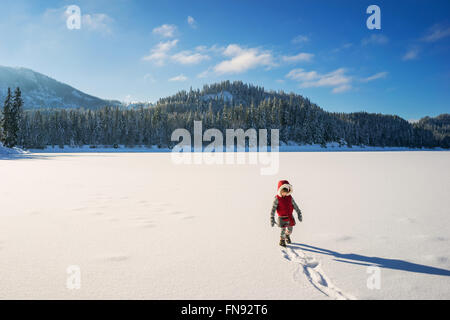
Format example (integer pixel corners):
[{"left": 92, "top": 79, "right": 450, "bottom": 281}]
[{"left": 0, "top": 0, "right": 449, "bottom": 120}]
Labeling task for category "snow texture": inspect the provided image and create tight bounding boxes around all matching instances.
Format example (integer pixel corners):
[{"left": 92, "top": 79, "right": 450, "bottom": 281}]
[{"left": 0, "top": 151, "right": 449, "bottom": 299}]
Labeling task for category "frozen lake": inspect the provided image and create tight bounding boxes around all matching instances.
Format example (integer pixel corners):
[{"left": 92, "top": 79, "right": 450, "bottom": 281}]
[{"left": 1, "top": 151, "right": 449, "bottom": 299}]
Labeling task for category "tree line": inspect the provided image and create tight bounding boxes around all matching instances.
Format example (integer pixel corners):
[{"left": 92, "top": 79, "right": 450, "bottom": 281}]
[{"left": 1, "top": 81, "right": 449, "bottom": 149}]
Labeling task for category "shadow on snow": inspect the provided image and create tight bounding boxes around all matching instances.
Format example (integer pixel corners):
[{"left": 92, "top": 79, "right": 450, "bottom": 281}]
[
  {"left": 0, "top": 153, "right": 75, "bottom": 160},
  {"left": 291, "top": 243, "right": 450, "bottom": 277}
]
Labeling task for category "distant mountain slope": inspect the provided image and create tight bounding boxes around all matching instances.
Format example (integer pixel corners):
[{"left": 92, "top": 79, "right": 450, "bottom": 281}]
[{"left": 0, "top": 66, "right": 120, "bottom": 110}]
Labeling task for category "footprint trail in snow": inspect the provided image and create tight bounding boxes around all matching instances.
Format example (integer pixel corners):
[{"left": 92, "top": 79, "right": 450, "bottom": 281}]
[{"left": 281, "top": 245, "right": 356, "bottom": 300}]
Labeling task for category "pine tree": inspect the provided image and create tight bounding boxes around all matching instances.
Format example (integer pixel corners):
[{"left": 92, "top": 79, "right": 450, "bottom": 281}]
[
  {"left": 10, "top": 87, "right": 24, "bottom": 147},
  {"left": 0, "top": 91, "right": 6, "bottom": 144},
  {"left": 1, "top": 88, "right": 14, "bottom": 147}
]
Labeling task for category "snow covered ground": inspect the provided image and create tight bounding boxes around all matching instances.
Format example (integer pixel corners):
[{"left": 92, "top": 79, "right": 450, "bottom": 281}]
[{"left": 0, "top": 151, "right": 449, "bottom": 299}]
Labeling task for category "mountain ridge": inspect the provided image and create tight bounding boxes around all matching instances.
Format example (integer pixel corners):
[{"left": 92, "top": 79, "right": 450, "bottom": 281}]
[{"left": 0, "top": 65, "right": 121, "bottom": 110}]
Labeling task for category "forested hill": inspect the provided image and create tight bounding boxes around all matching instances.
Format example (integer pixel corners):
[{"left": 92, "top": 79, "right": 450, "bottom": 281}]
[
  {"left": 154, "top": 80, "right": 449, "bottom": 148},
  {"left": 413, "top": 114, "right": 450, "bottom": 144},
  {"left": 14, "top": 80, "right": 450, "bottom": 149},
  {"left": 157, "top": 80, "right": 325, "bottom": 115}
]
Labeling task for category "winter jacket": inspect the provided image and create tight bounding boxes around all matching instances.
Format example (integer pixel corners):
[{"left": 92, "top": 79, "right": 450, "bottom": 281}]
[{"left": 270, "top": 180, "right": 302, "bottom": 227}]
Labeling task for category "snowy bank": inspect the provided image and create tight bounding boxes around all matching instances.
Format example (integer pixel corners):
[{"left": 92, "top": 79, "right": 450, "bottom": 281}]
[{"left": 0, "top": 142, "right": 28, "bottom": 155}]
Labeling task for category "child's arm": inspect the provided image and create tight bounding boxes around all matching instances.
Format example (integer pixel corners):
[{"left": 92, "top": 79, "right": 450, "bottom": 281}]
[
  {"left": 270, "top": 196, "right": 278, "bottom": 227},
  {"left": 291, "top": 197, "right": 303, "bottom": 222}
]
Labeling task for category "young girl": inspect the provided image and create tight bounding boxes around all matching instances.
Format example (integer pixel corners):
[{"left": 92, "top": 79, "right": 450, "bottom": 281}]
[{"left": 270, "top": 180, "right": 303, "bottom": 247}]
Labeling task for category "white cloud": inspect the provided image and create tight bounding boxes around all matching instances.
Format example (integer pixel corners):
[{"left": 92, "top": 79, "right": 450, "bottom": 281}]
[
  {"left": 361, "top": 34, "right": 389, "bottom": 46},
  {"left": 187, "top": 16, "right": 197, "bottom": 28},
  {"left": 286, "top": 68, "right": 352, "bottom": 93},
  {"left": 360, "top": 71, "right": 388, "bottom": 82},
  {"left": 195, "top": 45, "right": 207, "bottom": 52},
  {"left": 402, "top": 47, "right": 420, "bottom": 61},
  {"left": 169, "top": 74, "right": 188, "bottom": 81},
  {"left": 286, "top": 68, "right": 319, "bottom": 81},
  {"left": 292, "top": 35, "right": 309, "bottom": 44},
  {"left": 82, "top": 13, "right": 113, "bottom": 34},
  {"left": 332, "top": 84, "right": 352, "bottom": 93},
  {"left": 282, "top": 52, "right": 314, "bottom": 63},
  {"left": 195, "top": 44, "right": 225, "bottom": 54},
  {"left": 171, "top": 50, "right": 210, "bottom": 64},
  {"left": 399, "top": 24, "right": 449, "bottom": 62},
  {"left": 287, "top": 68, "right": 387, "bottom": 93},
  {"left": 222, "top": 44, "right": 244, "bottom": 57},
  {"left": 142, "top": 40, "right": 210, "bottom": 66},
  {"left": 142, "top": 39, "right": 179, "bottom": 65},
  {"left": 421, "top": 24, "right": 450, "bottom": 42},
  {"left": 213, "top": 44, "right": 276, "bottom": 75},
  {"left": 302, "top": 68, "right": 350, "bottom": 88},
  {"left": 153, "top": 24, "right": 177, "bottom": 38}
]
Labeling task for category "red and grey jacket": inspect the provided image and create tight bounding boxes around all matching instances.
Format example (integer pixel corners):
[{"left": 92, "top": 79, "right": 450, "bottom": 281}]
[{"left": 270, "top": 180, "right": 302, "bottom": 227}]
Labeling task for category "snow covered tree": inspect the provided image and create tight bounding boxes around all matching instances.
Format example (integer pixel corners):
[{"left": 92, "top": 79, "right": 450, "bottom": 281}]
[{"left": 0, "top": 87, "right": 24, "bottom": 148}]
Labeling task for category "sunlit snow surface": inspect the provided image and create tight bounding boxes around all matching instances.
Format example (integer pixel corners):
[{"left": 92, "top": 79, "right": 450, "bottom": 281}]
[{"left": 0, "top": 151, "right": 449, "bottom": 299}]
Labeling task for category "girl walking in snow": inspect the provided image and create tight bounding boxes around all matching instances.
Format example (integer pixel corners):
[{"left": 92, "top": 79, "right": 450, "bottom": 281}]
[{"left": 270, "top": 180, "right": 303, "bottom": 247}]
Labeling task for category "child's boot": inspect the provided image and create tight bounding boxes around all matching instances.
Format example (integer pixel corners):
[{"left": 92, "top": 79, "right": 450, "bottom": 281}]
[
  {"left": 285, "top": 234, "right": 291, "bottom": 244},
  {"left": 279, "top": 238, "right": 286, "bottom": 247}
]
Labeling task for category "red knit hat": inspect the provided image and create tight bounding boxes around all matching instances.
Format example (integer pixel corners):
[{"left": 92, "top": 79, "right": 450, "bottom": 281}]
[{"left": 277, "top": 180, "right": 293, "bottom": 197}]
